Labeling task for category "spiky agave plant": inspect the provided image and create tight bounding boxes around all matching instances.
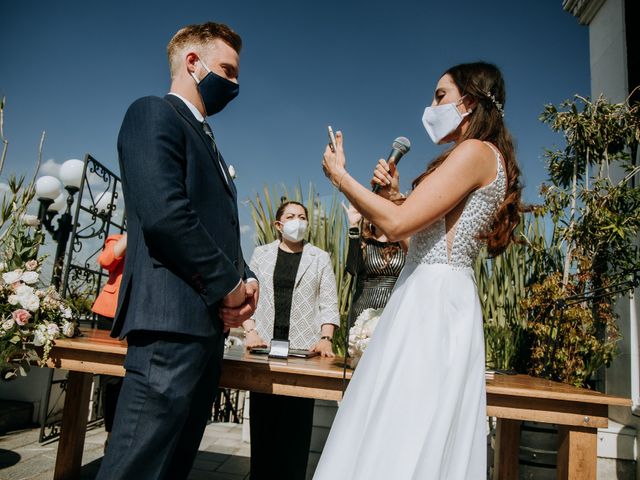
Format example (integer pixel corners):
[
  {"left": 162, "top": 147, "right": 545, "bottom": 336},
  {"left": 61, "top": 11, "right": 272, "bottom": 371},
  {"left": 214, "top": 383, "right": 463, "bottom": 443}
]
[
  {"left": 248, "top": 183, "right": 352, "bottom": 355},
  {"left": 475, "top": 210, "right": 562, "bottom": 370}
]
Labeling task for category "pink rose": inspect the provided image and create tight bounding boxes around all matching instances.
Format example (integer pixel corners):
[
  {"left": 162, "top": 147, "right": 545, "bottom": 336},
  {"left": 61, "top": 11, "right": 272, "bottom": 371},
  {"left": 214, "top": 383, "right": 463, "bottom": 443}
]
[{"left": 12, "top": 309, "right": 32, "bottom": 326}]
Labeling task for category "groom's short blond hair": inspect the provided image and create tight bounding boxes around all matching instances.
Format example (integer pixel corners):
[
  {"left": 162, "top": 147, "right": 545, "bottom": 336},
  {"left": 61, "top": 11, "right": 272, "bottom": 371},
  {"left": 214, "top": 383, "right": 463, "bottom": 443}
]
[{"left": 167, "top": 22, "right": 242, "bottom": 79}]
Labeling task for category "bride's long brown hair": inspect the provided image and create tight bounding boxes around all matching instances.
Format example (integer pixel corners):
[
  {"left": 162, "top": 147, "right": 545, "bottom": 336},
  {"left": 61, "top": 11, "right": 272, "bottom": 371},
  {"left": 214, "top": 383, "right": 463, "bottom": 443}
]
[{"left": 412, "top": 62, "right": 522, "bottom": 256}]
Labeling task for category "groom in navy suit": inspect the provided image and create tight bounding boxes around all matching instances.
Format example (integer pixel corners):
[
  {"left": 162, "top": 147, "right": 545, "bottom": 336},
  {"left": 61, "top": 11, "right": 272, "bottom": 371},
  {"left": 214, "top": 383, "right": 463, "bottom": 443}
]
[{"left": 96, "top": 22, "right": 258, "bottom": 480}]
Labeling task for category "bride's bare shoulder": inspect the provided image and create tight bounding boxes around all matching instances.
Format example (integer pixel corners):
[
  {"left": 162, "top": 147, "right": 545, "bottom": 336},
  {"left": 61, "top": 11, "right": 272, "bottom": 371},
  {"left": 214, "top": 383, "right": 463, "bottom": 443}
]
[{"left": 446, "top": 139, "right": 498, "bottom": 182}]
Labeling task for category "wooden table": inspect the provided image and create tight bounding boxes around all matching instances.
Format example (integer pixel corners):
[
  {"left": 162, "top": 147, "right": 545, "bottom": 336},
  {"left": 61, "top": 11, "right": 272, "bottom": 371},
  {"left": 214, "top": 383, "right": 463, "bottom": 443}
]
[
  {"left": 45, "top": 330, "right": 351, "bottom": 479},
  {"left": 486, "top": 373, "right": 630, "bottom": 479},
  {"left": 46, "top": 330, "right": 630, "bottom": 480}
]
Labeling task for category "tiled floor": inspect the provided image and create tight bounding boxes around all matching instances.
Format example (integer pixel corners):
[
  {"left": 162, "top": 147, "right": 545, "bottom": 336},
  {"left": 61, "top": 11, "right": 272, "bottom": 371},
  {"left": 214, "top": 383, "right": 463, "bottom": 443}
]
[{"left": 0, "top": 422, "right": 251, "bottom": 480}]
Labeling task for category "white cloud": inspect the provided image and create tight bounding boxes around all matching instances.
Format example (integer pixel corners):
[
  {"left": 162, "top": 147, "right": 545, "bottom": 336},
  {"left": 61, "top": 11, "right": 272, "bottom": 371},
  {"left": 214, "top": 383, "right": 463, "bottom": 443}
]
[
  {"left": 39, "top": 159, "right": 61, "bottom": 177},
  {"left": 87, "top": 171, "right": 103, "bottom": 186},
  {"left": 240, "top": 224, "right": 253, "bottom": 235}
]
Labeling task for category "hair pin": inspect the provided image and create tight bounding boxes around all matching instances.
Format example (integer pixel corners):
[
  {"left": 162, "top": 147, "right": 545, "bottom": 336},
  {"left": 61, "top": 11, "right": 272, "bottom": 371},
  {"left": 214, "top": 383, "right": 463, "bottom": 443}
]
[{"left": 484, "top": 91, "right": 505, "bottom": 117}]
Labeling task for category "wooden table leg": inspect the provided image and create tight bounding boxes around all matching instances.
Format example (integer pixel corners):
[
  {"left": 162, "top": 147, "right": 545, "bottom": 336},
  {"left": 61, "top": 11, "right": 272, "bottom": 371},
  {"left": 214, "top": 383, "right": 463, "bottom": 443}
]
[
  {"left": 493, "top": 418, "right": 521, "bottom": 480},
  {"left": 557, "top": 425, "right": 597, "bottom": 480},
  {"left": 53, "top": 371, "right": 93, "bottom": 480}
]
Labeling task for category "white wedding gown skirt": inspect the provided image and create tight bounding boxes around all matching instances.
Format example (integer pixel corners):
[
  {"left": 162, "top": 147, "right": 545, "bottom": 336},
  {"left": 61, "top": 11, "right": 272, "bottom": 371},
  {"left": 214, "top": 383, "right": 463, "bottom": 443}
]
[{"left": 313, "top": 262, "right": 487, "bottom": 480}]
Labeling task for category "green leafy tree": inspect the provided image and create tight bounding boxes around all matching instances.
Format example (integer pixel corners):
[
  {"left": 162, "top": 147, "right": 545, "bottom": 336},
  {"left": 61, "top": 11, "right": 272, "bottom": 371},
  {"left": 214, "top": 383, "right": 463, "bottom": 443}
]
[{"left": 522, "top": 93, "right": 640, "bottom": 387}]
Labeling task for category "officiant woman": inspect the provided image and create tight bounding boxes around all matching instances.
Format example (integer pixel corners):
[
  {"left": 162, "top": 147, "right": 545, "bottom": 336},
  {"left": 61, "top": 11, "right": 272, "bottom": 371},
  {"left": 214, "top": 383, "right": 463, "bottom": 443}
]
[{"left": 239, "top": 200, "right": 340, "bottom": 479}]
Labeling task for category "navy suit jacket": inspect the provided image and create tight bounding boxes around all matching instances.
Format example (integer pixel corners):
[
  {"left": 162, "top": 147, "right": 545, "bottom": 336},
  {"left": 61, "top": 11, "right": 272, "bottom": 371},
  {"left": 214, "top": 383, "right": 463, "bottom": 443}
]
[{"left": 112, "top": 94, "right": 253, "bottom": 339}]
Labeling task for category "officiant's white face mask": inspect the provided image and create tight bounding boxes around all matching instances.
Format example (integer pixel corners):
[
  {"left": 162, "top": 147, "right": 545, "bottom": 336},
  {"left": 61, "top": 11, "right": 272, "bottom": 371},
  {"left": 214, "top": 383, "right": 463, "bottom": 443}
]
[
  {"left": 280, "top": 219, "right": 308, "bottom": 243},
  {"left": 422, "top": 99, "right": 472, "bottom": 144}
]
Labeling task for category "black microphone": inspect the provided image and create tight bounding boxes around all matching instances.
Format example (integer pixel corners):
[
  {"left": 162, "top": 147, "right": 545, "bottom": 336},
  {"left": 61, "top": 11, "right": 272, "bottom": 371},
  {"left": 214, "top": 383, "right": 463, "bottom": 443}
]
[{"left": 372, "top": 137, "right": 411, "bottom": 193}]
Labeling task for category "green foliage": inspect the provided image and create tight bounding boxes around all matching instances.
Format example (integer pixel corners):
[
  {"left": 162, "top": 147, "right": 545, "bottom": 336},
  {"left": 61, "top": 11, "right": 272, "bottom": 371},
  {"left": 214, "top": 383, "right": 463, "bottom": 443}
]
[
  {"left": 248, "top": 183, "right": 351, "bottom": 355},
  {"left": 539, "top": 94, "right": 640, "bottom": 285},
  {"left": 478, "top": 94, "right": 639, "bottom": 388},
  {"left": 522, "top": 272, "right": 619, "bottom": 387},
  {"left": 476, "top": 210, "right": 562, "bottom": 370},
  {"left": 540, "top": 95, "right": 639, "bottom": 190},
  {"left": 0, "top": 176, "right": 44, "bottom": 270},
  {"left": 522, "top": 94, "right": 640, "bottom": 387}
]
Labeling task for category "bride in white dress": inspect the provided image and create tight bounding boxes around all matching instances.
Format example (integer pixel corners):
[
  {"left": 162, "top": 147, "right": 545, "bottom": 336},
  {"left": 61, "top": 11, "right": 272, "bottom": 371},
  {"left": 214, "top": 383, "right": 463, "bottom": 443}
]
[{"left": 316, "top": 62, "right": 522, "bottom": 479}]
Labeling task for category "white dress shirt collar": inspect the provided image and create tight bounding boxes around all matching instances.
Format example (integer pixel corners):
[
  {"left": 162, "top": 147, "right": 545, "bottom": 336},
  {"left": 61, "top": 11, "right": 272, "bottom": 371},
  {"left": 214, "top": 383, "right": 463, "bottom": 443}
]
[{"left": 168, "top": 92, "right": 205, "bottom": 123}]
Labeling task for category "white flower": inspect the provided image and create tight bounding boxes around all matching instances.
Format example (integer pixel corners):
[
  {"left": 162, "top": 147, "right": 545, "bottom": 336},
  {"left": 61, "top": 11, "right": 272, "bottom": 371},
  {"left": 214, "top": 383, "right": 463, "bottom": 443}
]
[
  {"left": 20, "top": 271, "right": 39, "bottom": 284},
  {"left": 32, "top": 326, "right": 47, "bottom": 346},
  {"left": 359, "top": 338, "right": 370, "bottom": 350},
  {"left": 15, "top": 284, "right": 35, "bottom": 297},
  {"left": 348, "top": 308, "right": 384, "bottom": 367},
  {"left": 62, "top": 321, "right": 75, "bottom": 337},
  {"left": 2, "top": 269, "right": 23, "bottom": 284},
  {"left": 57, "top": 304, "right": 73, "bottom": 319},
  {"left": 20, "top": 214, "right": 40, "bottom": 227},
  {"left": 1, "top": 318, "right": 15, "bottom": 331},
  {"left": 19, "top": 294, "right": 40, "bottom": 312},
  {"left": 7, "top": 294, "right": 20, "bottom": 305},
  {"left": 357, "top": 308, "right": 379, "bottom": 323},
  {"left": 47, "top": 323, "right": 60, "bottom": 338},
  {"left": 362, "top": 316, "right": 380, "bottom": 337},
  {"left": 228, "top": 165, "right": 236, "bottom": 179}
]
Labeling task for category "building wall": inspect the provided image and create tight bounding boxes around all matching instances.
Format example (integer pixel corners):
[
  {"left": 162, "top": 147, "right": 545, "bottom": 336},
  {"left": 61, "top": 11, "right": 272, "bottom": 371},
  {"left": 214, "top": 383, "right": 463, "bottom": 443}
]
[
  {"left": 584, "top": 1, "right": 640, "bottom": 478},
  {"left": 588, "top": 0, "right": 628, "bottom": 102}
]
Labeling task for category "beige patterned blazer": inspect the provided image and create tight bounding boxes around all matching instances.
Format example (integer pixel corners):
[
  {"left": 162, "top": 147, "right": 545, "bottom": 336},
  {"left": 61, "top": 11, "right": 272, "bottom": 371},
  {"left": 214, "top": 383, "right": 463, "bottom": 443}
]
[{"left": 249, "top": 240, "right": 340, "bottom": 350}]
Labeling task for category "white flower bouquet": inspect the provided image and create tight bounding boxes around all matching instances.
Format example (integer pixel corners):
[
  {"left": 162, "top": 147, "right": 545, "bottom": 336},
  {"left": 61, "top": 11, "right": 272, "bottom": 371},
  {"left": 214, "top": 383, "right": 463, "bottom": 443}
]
[
  {"left": 0, "top": 260, "right": 77, "bottom": 380},
  {"left": 348, "top": 307, "right": 383, "bottom": 368},
  {"left": 0, "top": 107, "right": 79, "bottom": 379}
]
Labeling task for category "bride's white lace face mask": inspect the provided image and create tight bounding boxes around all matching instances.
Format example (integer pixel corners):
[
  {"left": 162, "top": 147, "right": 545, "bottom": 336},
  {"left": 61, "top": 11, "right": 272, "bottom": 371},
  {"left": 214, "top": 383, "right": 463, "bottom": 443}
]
[{"left": 422, "top": 98, "right": 472, "bottom": 144}]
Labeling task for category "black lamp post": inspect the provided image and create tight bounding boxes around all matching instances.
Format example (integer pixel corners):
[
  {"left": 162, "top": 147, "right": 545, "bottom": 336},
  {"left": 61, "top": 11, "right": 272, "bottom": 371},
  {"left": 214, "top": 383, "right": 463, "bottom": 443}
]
[{"left": 34, "top": 159, "right": 84, "bottom": 290}]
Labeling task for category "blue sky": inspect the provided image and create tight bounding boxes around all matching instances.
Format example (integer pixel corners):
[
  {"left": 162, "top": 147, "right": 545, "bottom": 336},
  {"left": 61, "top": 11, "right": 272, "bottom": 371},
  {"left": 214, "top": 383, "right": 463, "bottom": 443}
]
[{"left": 1, "top": 0, "right": 589, "bottom": 258}]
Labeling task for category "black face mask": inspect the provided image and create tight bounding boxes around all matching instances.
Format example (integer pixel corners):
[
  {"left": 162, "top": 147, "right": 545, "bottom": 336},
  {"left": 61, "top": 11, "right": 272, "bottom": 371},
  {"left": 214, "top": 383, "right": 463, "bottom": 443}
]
[{"left": 191, "top": 61, "right": 239, "bottom": 116}]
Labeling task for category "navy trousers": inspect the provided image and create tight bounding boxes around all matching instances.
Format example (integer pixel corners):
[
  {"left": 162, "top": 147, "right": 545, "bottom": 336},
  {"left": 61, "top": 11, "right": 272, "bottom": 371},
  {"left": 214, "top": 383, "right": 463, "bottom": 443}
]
[{"left": 96, "top": 330, "right": 224, "bottom": 480}]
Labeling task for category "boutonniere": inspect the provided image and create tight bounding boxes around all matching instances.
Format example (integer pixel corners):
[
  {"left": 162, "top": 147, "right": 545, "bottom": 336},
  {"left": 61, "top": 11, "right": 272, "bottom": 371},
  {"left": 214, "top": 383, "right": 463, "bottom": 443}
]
[{"left": 228, "top": 165, "right": 236, "bottom": 180}]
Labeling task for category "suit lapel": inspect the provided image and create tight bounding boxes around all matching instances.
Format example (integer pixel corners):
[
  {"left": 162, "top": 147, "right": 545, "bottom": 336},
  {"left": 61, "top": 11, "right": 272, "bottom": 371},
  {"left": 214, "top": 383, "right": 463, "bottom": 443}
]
[
  {"left": 267, "top": 241, "right": 280, "bottom": 274},
  {"left": 164, "top": 95, "right": 235, "bottom": 198},
  {"left": 294, "top": 242, "right": 315, "bottom": 287}
]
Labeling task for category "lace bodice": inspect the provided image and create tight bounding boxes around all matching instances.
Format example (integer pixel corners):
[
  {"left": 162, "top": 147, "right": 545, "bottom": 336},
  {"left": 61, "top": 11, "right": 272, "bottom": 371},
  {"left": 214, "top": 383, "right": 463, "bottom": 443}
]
[{"left": 406, "top": 143, "right": 507, "bottom": 269}]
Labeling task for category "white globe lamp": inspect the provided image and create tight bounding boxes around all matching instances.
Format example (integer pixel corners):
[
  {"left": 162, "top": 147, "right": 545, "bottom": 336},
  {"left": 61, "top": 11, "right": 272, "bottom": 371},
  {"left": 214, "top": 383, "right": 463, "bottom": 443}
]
[
  {"left": 59, "top": 159, "right": 84, "bottom": 191},
  {"left": 48, "top": 193, "right": 67, "bottom": 213},
  {"left": 35, "top": 176, "right": 62, "bottom": 201}
]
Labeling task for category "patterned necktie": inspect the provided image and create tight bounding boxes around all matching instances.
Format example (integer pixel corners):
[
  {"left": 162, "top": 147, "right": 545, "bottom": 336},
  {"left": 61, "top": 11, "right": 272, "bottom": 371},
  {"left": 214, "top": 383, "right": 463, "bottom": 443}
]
[{"left": 201, "top": 121, "right": 231, "bottom": 186}]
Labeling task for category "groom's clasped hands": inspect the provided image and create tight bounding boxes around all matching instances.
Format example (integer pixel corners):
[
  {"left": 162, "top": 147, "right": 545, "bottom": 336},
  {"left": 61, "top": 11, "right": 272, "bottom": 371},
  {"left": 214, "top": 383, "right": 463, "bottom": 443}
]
[{"left": 219, "top": 281, "right": 260, "bottom": 332}]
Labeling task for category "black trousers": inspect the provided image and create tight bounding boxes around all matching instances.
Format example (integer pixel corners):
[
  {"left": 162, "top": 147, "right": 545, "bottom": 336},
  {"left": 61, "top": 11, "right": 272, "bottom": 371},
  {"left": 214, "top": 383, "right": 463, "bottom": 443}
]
[
  {"left": 250, "top": 392, "right": 315, "bottom": 480},
  {"left": 95, "top": 330, "right": 224, "bottom": 480}
]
